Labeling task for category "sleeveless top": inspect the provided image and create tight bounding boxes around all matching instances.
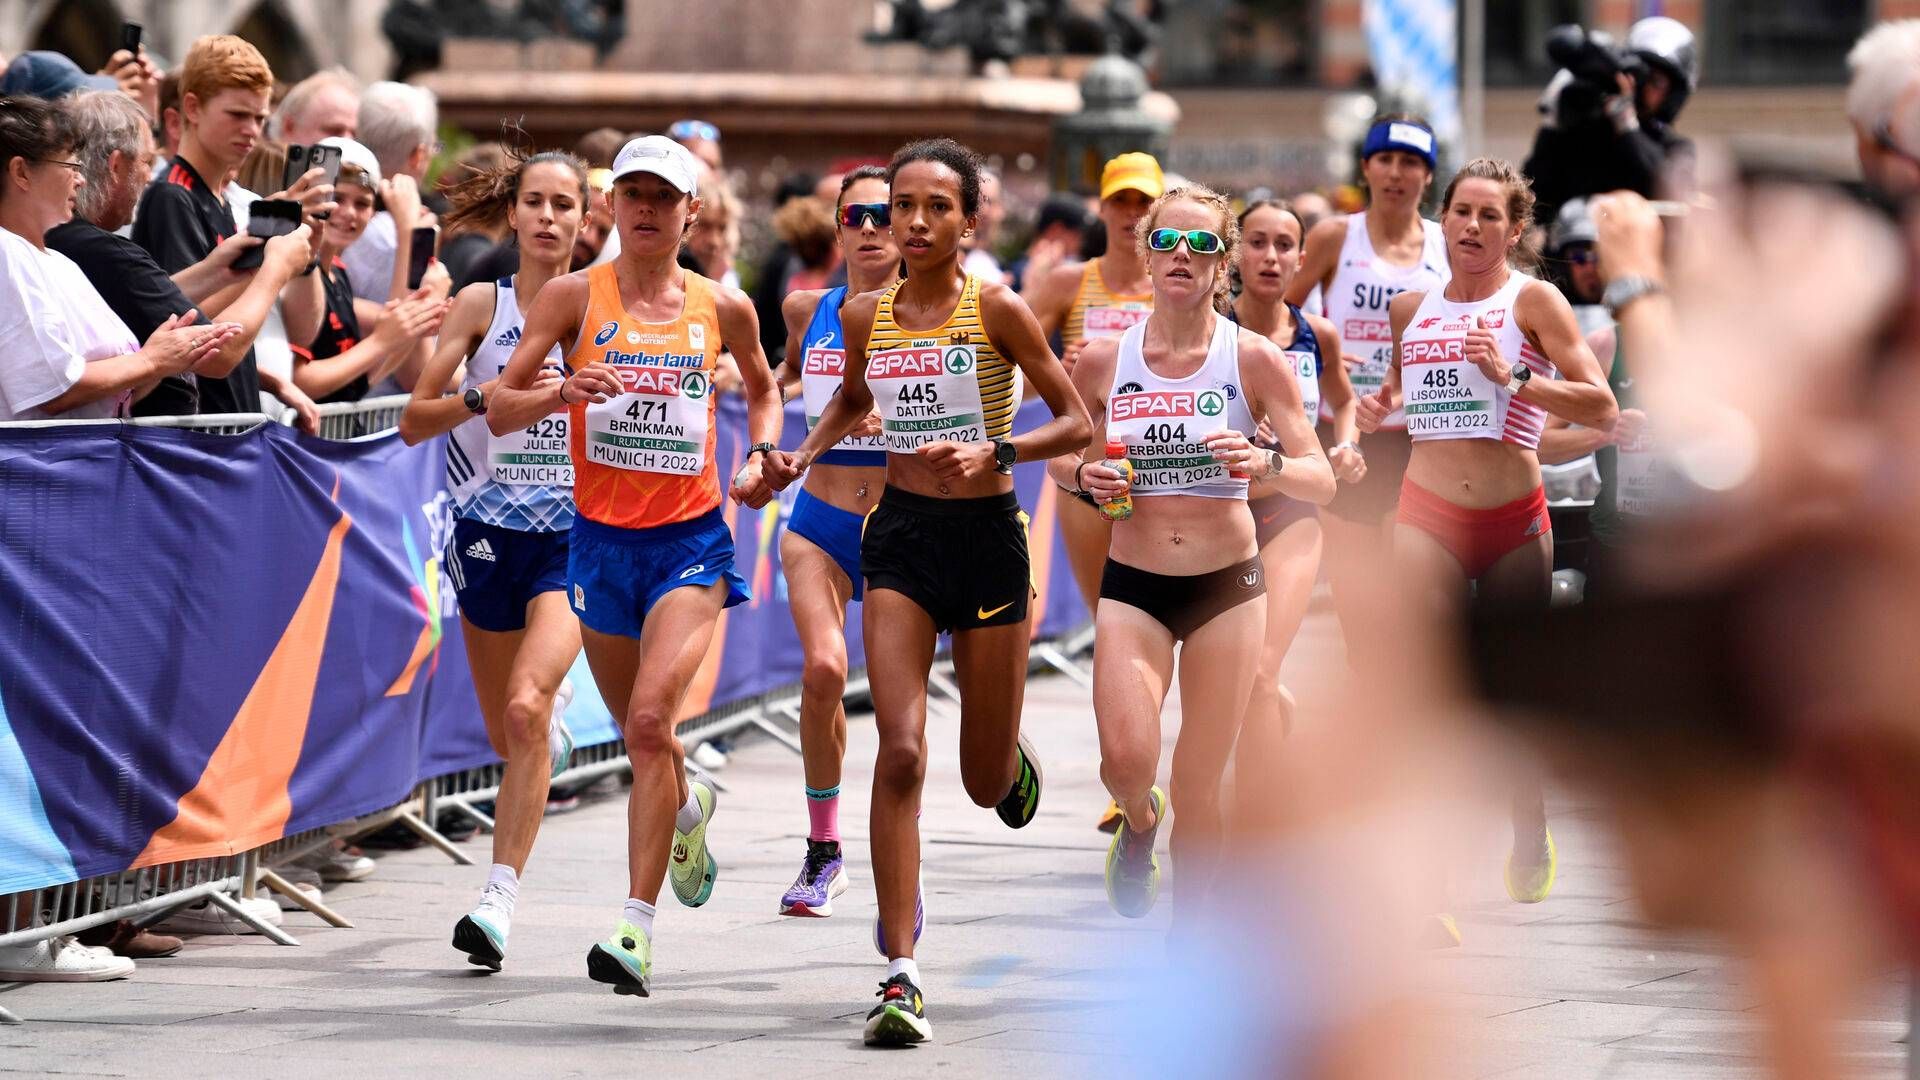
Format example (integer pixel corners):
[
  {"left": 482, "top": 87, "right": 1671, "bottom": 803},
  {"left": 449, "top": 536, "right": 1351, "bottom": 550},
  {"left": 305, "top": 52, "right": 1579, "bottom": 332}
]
[
  {"left": 799, "top": 286, "right": 886, "bottom": 468},
  {"left": 562, "top": 264, "right": 723, "bottom": 530},
  {"left": 1063, "top": 259, "right": 1152, "bottom": 344},
  {"left": 447, "top": 277, "right": 574, "bottom": 532},
  {"left": 1106, "top": 315, "right": 1258, "bottom": 501},
  {"left": 867, "top": 275, "right": 1020, "bottom": 453},
  {"left": 1399, "top": 271, "right": 1553, "bottom": 450},
  {"left": 1322, "top": 210, "right": 1449, "bottom": 427},
  {"left": 1229, "top": 302, "right": 1324, "bottom": 423}
]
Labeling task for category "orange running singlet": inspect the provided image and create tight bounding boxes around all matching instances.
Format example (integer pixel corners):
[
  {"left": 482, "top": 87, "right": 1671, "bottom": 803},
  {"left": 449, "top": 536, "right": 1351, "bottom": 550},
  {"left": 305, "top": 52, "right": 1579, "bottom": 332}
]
[{"left": 563, "top": 264, "right": 722, "bottom": 530}]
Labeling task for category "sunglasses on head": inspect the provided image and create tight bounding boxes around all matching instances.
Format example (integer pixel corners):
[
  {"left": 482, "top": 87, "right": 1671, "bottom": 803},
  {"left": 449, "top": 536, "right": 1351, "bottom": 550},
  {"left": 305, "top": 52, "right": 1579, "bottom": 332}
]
[
  {"left": 670, "top": 119, "right": 720, "bottom": 143},
  {"left": 839, "top": 202, "right": 890, "bottom": 229},
  {"left": 1146, "top": 227, "right": 1223, "bottom": 254}
]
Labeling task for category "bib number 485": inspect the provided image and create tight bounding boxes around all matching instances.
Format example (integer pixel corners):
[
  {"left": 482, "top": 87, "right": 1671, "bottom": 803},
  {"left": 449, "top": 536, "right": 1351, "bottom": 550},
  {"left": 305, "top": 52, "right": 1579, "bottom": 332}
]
[{"left": 1421, "top": 368, "right": 1460, "bottom": 390}]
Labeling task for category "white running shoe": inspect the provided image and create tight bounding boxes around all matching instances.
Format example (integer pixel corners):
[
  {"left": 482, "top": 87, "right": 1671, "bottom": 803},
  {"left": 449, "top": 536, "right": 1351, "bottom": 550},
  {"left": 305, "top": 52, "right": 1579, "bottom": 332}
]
[
  {"left": 453, "top": 883, "right": 514, "bottom": 971},
  {"left": 692, "top": 741, "right": 728, "bottom": 772},
  {"left": 296, "top": 843, "right": 375, "bottom": 883},
  {"left": 0, "top": 935, "right": 135, "bottom": 982},
  {"left": 155, "top": 896, "right": 284, "bottom": 936}
]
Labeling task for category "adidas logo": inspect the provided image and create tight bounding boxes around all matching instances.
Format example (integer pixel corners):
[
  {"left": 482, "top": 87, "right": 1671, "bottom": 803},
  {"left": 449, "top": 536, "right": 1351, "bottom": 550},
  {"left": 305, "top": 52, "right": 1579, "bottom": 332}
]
[
  {"left": 465, "top": 539, "right": 497, "bottom": 562},
  {"left": 493, "top": 326, "right": 521, "bottom": 348}
]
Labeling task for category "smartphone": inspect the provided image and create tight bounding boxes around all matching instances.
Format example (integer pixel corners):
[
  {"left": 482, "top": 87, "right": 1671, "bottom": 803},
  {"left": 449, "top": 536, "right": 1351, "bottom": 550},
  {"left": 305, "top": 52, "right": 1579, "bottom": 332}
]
[
  {"left": 282, "top": 143, "right": 310, "bottom": 193},
  {"left": 407, "top": 225, "right": 439, "bottom": 290},
  {"left": 119, "top": 22, "right": 142, "bottom": 57},
  {"left": 233, "top": 199, "right": 304, "bottom": 271}
]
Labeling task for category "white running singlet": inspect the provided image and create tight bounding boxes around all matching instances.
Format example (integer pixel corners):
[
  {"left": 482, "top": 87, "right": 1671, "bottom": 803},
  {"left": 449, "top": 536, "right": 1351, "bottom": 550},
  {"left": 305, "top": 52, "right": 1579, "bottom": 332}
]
[
  {"left": 1322, "top": 210, "right": 1448, "bottom": 428},
  {"left": 447, "top": 277, "right": 573, "bottom": 531},
  {"left": 1106, "top": 316, "right": 1258, "bottom": 500},
  {"left": 1398, "top": 271, "right": 1553, "bottom": 450}
]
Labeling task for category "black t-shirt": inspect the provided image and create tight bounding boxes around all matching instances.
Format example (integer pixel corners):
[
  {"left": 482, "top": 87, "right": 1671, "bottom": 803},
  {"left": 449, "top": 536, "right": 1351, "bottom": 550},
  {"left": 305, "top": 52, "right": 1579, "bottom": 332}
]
[
  {"left": 131, "top": 155, "right": 260, "bottom": 415},
  {"left": 45, "top": 218, "right": 204, "bottom": 416},
  {"left": 304, "top": 259, "right": 367, "bottom": 404}
]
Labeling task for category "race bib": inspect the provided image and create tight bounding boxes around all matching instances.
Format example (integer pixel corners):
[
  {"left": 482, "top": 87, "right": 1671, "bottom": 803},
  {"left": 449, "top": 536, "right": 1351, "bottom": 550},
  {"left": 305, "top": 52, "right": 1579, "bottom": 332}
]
[
  {"left": 486, "top": 361, "right": 572, "bottom": 486},
  {"left": 801, "top": 345, "right": 885, "bottom": 454},
  {"left": 868, "top": 341, "right": 987, "bottom": 454},
  {"left": 1342, "top": 317, "right": 1394, "bottom": 396},
  {"left": 1401, "top": 337, "right": 1498, "bottom": 440},
  {"left": 1614, "top": 428, "right": 1661, "bottom": 517},
  {"left": 1286, "top": 349, "right": 1320, "bottom": 420},
  {"left": 1107, "top": 388, "right": 1233, "bottom": 493},
  {"left": 583, "top": 364, "right": 711, "bottom": 475},
  {"left": 1083, "top": 304, "right": 1150, "bottom": 340}
]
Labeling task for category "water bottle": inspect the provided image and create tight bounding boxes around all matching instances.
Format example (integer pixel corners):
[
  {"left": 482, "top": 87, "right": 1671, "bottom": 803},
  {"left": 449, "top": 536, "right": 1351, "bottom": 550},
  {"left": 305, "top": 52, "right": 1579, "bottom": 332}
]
[{"left": 1098, "top": 439, "right": 1134, "bottom": 521}]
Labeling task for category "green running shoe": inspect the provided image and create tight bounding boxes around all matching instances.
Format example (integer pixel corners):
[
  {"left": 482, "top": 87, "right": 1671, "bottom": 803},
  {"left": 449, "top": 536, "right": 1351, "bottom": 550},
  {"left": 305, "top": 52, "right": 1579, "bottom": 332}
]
[
  {"left": 993, "top": 731, "right": 1043, "bottom": 829},
  {"left": 669, "top": 776, "right": 719, "bottom": 908},
  {"left": 585, "top": 920, "right": 651, "bottom": 996},
  {"left": 863, "top": 973, "right": 932, "bottom": 1046},
  {"left": 1105, "top": 785, "right": 1165, "bottom": 919}
]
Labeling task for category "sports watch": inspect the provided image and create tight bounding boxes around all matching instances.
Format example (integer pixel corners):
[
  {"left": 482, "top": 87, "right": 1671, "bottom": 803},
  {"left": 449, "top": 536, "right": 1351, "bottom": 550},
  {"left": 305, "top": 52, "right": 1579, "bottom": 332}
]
[
  {"left": 462, "top": 386, "right": 487, "bottom": 414},
  {"left": 1504, "top": 364, "right": 1532, "bottom": 395},
  {"left": 991, "top": 437, "right": 1017, "bottom": 475},
  {"left": 745, "top": 442, "right": 777, "bottom": 461},
  {"left": 1602, "top": 275, "right": 1665, "bottom": 319}
]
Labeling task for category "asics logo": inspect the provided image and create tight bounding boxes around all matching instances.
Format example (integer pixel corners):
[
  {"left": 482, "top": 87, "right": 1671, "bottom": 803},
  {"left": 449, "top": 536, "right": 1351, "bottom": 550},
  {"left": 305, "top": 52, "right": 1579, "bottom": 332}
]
[{"left": 678, "top": 563, "right": 707, "bottom": 579}]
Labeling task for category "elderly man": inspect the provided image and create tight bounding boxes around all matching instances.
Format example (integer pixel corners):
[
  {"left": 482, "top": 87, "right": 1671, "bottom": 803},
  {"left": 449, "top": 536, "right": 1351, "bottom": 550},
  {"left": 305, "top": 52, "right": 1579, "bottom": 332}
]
[
  {"left": 48, "top": 91, "right": 319, "bottom": 426},
  {"left": 1847, "top": 19, "right": 1920, "bottom": 201},
  {"left": 273, "top": 68, "right": 360, "bottom": 144},
  {"left": 340, "top": 80, "right": 438, "bottom": 307}
]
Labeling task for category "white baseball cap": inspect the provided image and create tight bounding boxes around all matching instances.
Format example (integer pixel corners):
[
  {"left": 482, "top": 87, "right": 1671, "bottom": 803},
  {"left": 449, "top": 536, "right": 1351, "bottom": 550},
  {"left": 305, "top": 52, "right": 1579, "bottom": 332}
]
[
  {"left": 317, "top": 136, "right": 382, "bottom": 189},
  {"left": 610, "top": 135, "right": 699, "bottom": 197}
]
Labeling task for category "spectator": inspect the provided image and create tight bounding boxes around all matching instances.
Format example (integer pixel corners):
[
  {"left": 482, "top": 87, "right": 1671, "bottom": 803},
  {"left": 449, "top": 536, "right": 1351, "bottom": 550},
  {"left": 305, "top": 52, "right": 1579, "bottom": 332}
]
[
  {"left": 669, "top": 118, "right": 723, "bottom": 174},
  {"left": 575, "top": 126, "right": 627, "bottom": 170},
  {"left": 1846, "top": 19, "right": 1920, "bottom": 202},
  {"left": 272, "top": 68, "right": 361, "bottom": 144},
  {"left": 340, "top": 80, "right": 439, "bottom": 307},
  {"left": 290, "top": 136, "right": 447, "bottom": 404},
  {"left": 48, "top": 91, "right": 318, "bottom": 427},
  {"left": 151, "top": 69, "right": 181, "bottom": 180},
  {"left": 1546, "top": 197, "right": 1607, "bottom": 328},
  {"left": 961, "top": 166, "right": 1008, "bottom": 283},
  {"left": 683, "top": 178, "right": 741, "bottom": 288},
  {"left": 1290, "top": 190, "right": 1334, "bottom": 233},
  {"left": 0, "top": 95, "right": 237, "bottom": 423},
  {"left": 129, "top": 35, "right": 274, "bottom": 416},
  {"left": 772, "top": 194, "right": 839, "bottom": 295},
  {"left": 751, "top": 170, "right": 820, "bottom": 363},
  {"left": 0, "top": 50, "right": 117, "bottom": 100},
  {"left": 1008, "top": 191, "right": 1088, "bottom": 292},
  {"left": 1523, "top": 16, "right": 1698, "bottom": 232}
]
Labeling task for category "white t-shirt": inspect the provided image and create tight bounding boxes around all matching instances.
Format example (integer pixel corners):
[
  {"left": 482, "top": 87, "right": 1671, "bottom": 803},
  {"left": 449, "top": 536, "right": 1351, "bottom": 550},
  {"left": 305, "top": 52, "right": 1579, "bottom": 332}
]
[
  {"left": 0, "top": 226, "right": 140, "bottom": 421},
  {"left": 342, "top": 210, "right": 398, "bottom": 304},
  {"left": 963, "top": 246, "right": 1005, "bottom": 284}
]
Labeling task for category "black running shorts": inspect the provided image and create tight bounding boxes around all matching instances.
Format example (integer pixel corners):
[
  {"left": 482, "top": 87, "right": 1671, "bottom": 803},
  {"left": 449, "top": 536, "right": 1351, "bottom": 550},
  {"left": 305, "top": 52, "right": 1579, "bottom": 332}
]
[
  {"left": 1099, "top": 555, "right": 1266, "bottom": 642},
  {"left": 862, "top": 485, "right": 1031, "bottom": 633}
]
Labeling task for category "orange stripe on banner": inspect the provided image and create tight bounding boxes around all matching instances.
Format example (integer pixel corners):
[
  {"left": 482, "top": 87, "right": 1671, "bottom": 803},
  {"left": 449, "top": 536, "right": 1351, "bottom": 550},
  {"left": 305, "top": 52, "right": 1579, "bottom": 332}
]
[
  {"left": 134, "top": 511, "right": 353, "bottom": 866},
  {"left": 1027, "top": 482, "right": 1058, "bottom": 640},
  {"left": 384, "top": 558, "right": 440, "bottom": 696}
]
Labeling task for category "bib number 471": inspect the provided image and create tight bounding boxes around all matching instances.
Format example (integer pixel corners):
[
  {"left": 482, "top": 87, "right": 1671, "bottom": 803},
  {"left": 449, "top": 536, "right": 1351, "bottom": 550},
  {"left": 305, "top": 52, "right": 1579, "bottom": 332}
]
[{"left": 625, "top": 399, "right": 667, "bottom": 422}]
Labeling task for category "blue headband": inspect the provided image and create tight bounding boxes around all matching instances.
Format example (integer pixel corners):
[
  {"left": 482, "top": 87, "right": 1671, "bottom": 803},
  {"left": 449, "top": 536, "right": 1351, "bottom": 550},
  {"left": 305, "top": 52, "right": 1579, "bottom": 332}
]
[{"left": 1361, "top": 120, "right": 1437, "bottom": 170}]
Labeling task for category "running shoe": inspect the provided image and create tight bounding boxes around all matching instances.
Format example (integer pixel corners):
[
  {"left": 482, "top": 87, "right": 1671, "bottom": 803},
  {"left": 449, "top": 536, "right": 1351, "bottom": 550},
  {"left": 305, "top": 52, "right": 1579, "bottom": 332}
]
[
  {"left": 862, "top": 973, "right": 932, "bottom": 1046},
  {"left": 585, "top": 920, "right": 651, "bottom": 996},
  {"left": 452, "top": 882, "right": 512, "bottom": 970},
  {"left": 1504, "top": 823, "right": 1557, "bottom": 904},
  {"left": 1105, "top": 786, "right": 1166, "bottom": 919},
  {"left": 872, "top": 885, "right": 925, "bottom": 957},
  {"left": 668, "top": 776, "right": 719, "bottom": 908},
  {"left": 779, "top": 839, "right": 849, "bottom": 917},
  {"left": 549, "top": 715, "right": 575, "bottom": 781},
  {"left": 993, "top": 731, "right": 1044, "bottom": 829},
  {"left": 1421, "top": 913, "right": 1462, "bottom": 949},
  {"left": 1097, "top": 800, "right": 1124, "bottom": 834}
]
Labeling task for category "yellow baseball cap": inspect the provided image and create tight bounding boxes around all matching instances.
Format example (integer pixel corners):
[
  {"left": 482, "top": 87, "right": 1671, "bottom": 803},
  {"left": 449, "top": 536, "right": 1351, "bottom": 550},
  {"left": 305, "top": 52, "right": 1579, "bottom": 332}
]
[{"left": 1100, "top": 152, "right": 1165, "bottom": 201}]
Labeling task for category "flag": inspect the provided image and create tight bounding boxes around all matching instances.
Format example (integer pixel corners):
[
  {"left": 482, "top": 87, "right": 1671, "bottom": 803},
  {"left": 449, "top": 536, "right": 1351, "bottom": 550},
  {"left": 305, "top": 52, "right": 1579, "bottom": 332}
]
[{"left": 1363, "top": 0, "right": 1462, "bottom": 144}]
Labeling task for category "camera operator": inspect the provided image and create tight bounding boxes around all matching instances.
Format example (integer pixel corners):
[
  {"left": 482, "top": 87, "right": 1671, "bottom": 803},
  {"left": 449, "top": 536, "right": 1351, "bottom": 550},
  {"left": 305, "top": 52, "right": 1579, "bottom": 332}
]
[{"left": 1524, "top": 16, "right": 1699, "bottom": 233}]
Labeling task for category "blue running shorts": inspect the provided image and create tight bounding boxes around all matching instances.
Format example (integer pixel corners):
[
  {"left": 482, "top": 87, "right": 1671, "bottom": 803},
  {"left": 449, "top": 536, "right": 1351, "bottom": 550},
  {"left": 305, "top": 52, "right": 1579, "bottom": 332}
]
[
  {"left": 786, "top": 487, "right": 868, "bottom": 600},
  {"left": 447, "top": 517, "right": 570, "bottom": 633},
  {"left": 567, "top": 510, "right": 749, "bottom": 639}
]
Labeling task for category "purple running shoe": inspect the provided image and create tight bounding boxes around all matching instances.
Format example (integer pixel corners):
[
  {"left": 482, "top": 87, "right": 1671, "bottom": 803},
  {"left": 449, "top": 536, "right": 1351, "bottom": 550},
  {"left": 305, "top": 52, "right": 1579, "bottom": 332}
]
[{"left": 779, "top": 839, "right": 850, "bottom": 917}]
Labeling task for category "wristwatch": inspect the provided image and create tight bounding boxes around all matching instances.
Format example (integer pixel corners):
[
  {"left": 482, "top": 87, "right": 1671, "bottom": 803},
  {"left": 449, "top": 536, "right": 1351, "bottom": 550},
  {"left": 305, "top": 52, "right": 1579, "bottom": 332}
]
[
  {"left": 991, "top": 437, "right": 1017, "bottom": 475},
  {"left": 462, "top": 386, "right": 487, "bottom": 414},
  {"left": 1504, "top": 364, "right": 1533, "bottom": 395},
  {"left": 746, "top": 442, "right": 776, "bottom": 460},
  {"left": 1261, "top": 449, "right": 1283, "bottom": 479},
  {"left": 1602, "top": 275, "right": 1665, "bottom": 319}
]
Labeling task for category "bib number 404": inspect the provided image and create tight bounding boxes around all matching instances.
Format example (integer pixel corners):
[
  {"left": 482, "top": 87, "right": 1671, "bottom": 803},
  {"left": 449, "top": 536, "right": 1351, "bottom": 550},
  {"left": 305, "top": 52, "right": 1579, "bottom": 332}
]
[{"left": 1142, "top": 422, "right": 1187, "bottom": 443}]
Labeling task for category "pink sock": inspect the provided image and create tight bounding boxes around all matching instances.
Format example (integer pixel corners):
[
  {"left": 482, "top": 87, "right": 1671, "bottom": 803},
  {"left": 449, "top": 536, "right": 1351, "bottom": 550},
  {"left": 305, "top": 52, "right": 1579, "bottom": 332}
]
[{"left": 806, "top": 786, "right": 840, "bottom": 843}]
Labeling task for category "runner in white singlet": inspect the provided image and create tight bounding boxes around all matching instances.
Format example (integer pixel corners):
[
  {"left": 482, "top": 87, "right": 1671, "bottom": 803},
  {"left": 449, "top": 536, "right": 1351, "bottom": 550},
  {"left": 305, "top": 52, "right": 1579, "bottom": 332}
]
[{"left": 398, "top": 151, "right": 589, "bottom": 972}]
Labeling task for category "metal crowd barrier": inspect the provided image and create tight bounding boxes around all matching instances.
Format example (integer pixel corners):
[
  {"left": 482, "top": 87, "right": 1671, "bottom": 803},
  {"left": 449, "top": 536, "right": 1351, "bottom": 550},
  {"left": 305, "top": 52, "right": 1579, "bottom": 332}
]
[{"left": 312, "top": 394, "right": 411, "bottom": 441}]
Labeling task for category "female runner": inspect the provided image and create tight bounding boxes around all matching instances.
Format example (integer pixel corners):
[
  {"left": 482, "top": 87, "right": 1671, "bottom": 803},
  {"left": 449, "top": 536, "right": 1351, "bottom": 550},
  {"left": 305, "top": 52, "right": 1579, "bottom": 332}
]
[
  {"left": 1051, "top": 186, "right": 1332, "bottom": 924},
  {"left": 765, "top": 138, "right": 1091, "bottom": 1047},
  {"left": 489, "top": 135, "right": 782, "bottom": 996},
  {"left": 768, "top": 165, "right": 898, "bottom": 916},
  {"left": 1359, "top": 158, "right": 1616, "bottom": 915},
  {"left": 399, "top": 150, "right": 588, "bottom": 971},
  {"left": 1228, "top": 198, "right": 1355, "bottom": 835}
]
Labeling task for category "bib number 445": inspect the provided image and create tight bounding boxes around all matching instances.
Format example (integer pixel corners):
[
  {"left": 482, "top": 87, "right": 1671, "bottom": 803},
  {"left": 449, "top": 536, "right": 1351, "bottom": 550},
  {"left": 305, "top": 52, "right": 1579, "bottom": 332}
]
[{"left": 897, "top": 383, "right": 940, "bottom": 404}]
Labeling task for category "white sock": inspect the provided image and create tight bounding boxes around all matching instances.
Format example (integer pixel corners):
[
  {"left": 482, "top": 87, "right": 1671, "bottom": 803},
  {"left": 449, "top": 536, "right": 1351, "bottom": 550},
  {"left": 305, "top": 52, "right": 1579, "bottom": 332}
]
[
  {"left": 483, "top": 864, "right": 519, "bottom": 911},
  {"left": 622, "top": 897, "right": 656, "bottom": 937},
  {"left": 675, "top": 787, "right": 704, "bottom": 833},
  {"left": 886, "top": 957, "right": 921, "bottom": 986}
]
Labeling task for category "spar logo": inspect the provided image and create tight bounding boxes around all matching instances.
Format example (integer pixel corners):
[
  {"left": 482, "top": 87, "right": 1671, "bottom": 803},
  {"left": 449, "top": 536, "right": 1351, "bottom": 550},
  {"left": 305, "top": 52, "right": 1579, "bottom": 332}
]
[
  {"left": 1343, "top": 318, "right": 1392, "bottom": 343},
  {"left": 868, "top": 347, "right": 945, "bottom": 379},
  {"left": 1111, "top": 390, "right": 1193, "bottom": 421},
  {"left": 681, "top": 371, "right": 709, "bottom": 400},
  {"left": 1197, "top": 390, "right": 1225, "bottom": 417},
  {"left": 944, "top": 346, "right": 974, "bottom": 375},
  {"left": 615, "top": 367, "right": 684, "bottom": 395},
  {"left": 803, "top": 348, "right": 846, "bottom": 376},
  {"left": 1404, "top": 338, "right": 1463, "bottom": 364},
  {"left": 594, "top": 321, "right": 619, "bottom": 347}
]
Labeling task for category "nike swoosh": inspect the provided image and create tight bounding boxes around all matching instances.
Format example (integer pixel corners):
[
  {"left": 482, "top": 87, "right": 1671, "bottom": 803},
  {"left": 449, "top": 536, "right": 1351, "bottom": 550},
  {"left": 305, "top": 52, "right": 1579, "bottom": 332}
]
[
  {"left": 977, "top": 601, "right": 1015, "bottom": 620},
  {"left": 1259, "top": 512, "right": 1281, "bottom": 526}
]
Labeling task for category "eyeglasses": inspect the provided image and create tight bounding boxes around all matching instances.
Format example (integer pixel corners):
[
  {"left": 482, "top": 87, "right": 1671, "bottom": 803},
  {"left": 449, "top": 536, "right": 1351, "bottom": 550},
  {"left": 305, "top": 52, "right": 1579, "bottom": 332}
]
[
  {"left": 839, "top": 202, "right": 889, "bottom": 229},
  {"left": 1146, "top": 227, "right": 1223, "bottom": 254},
  {"left": 670, "top": 119, "right": 720, "bottom": 143},
  {"left": 35, "top": 158, "right": 83, "bottom": 172}
]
